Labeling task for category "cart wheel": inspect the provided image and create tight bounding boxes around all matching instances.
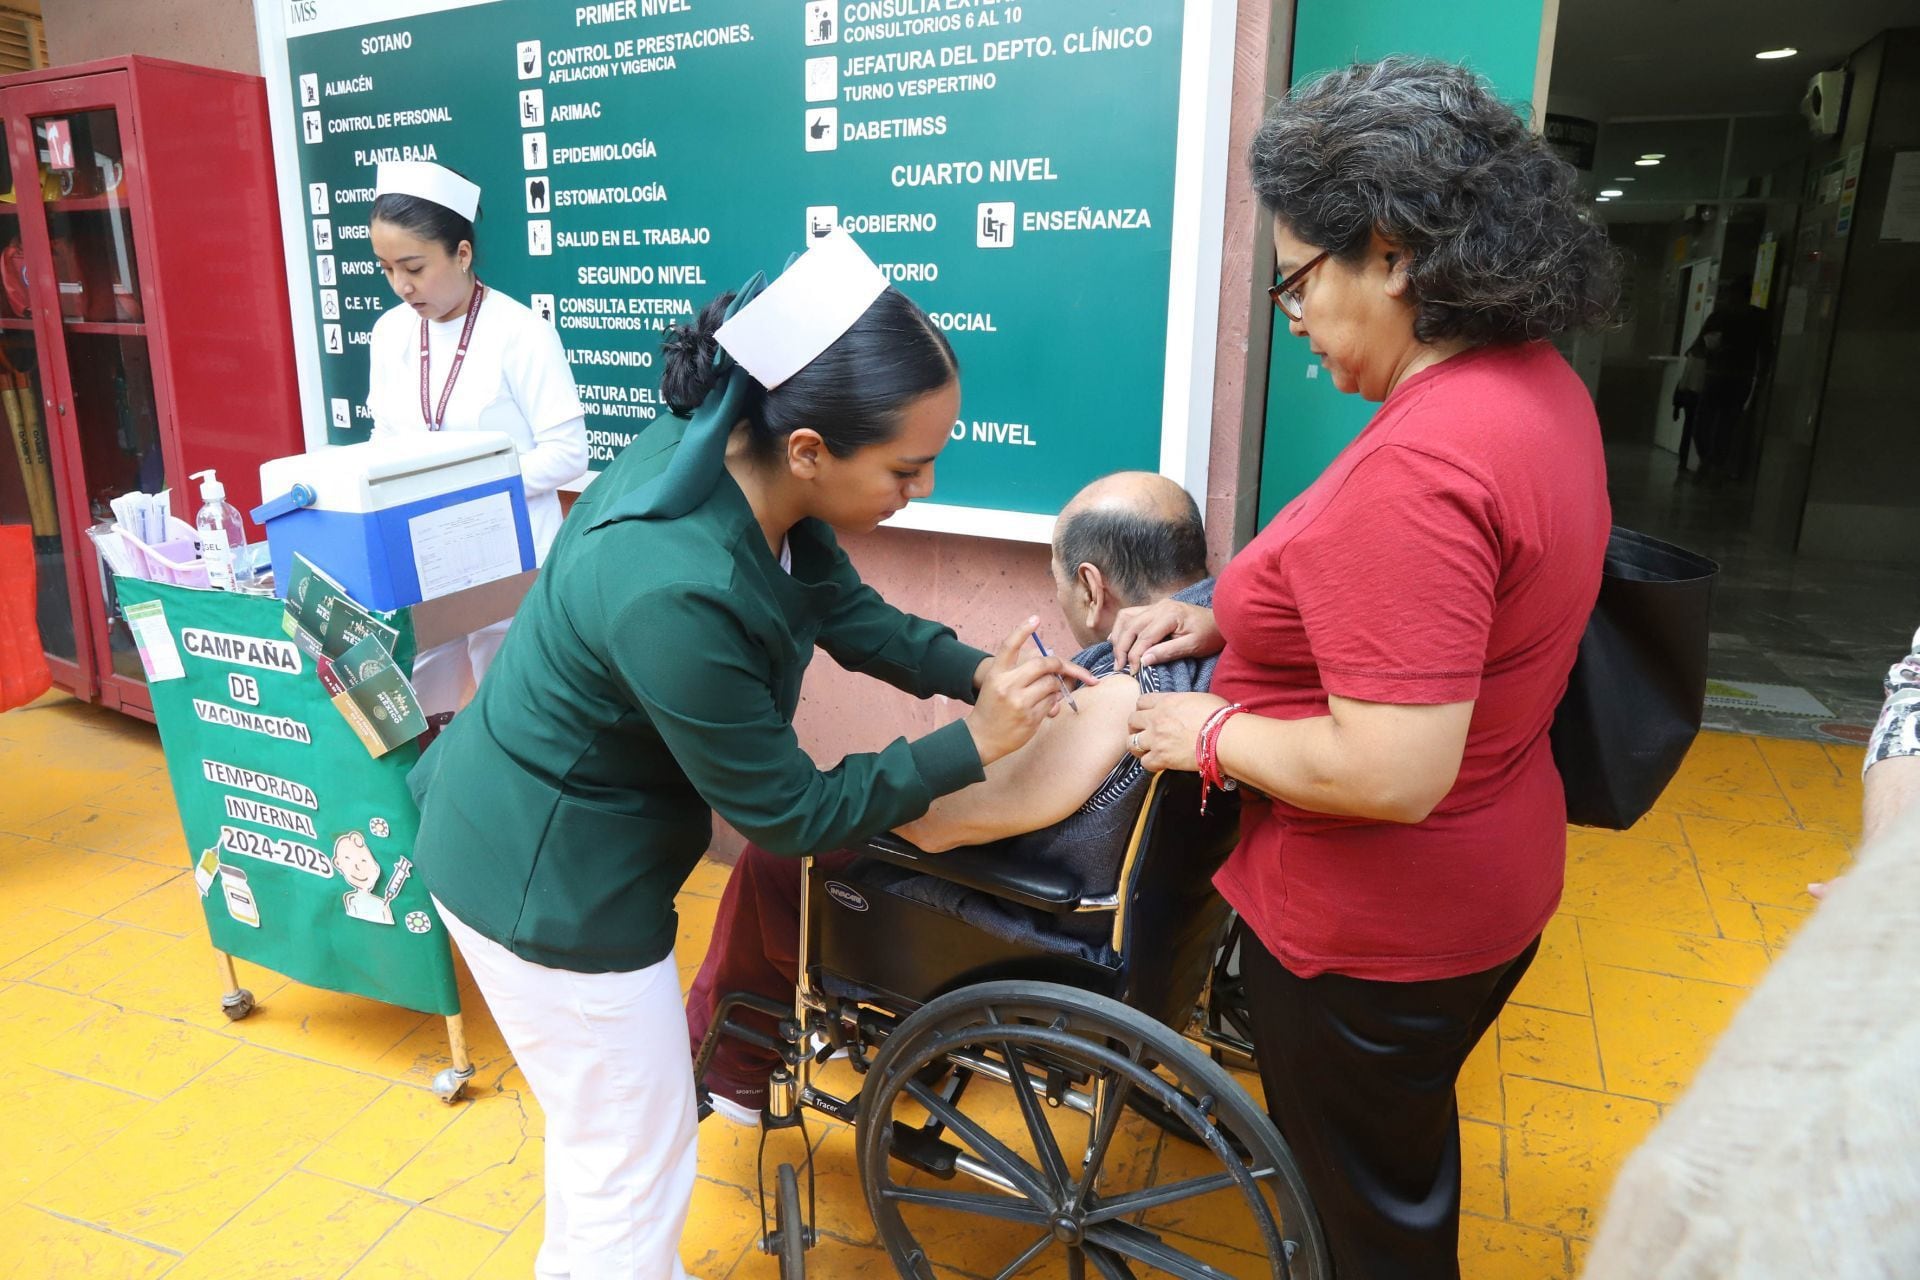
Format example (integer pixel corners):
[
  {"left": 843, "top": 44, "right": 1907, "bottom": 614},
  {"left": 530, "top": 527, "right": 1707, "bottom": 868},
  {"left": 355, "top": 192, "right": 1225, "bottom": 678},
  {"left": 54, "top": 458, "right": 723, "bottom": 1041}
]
[
  {"left": 221, "top": 988, "right": 255, "bottom": 1021},
  {"left": 771, "top": 1161, "right": 808, "bottom": 1278},
  {"left": 431, "top": 1064, "right": 475, "bottom": 1104}
]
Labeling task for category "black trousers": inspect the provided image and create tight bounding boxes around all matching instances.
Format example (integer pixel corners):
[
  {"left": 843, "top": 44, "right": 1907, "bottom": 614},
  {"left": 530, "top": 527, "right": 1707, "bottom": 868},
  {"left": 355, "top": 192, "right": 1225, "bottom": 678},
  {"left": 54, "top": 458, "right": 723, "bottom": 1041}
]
[
  {"left": 1673, "top": 392, "right": 1699, "bottom": 471},
  {"left": 1243, "top": 933, "right": 1539, "bottom": 1280},
  {"left": 1693, "top": 374, "right": 1750, "bottom": 474}
]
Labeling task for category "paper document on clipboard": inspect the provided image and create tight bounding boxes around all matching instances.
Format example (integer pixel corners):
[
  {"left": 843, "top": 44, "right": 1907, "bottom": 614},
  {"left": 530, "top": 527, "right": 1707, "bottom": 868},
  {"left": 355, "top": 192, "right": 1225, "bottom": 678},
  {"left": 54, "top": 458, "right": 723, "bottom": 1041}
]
[{"left": 408, "top": 492, "right": 521, "bottom": 601}]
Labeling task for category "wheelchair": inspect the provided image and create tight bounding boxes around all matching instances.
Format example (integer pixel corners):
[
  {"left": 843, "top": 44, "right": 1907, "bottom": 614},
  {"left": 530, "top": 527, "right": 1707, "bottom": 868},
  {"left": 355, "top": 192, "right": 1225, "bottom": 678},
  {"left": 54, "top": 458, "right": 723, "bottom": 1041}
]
[{"left": 694, "top": 770, "right": 1327, "bottom": 1278}]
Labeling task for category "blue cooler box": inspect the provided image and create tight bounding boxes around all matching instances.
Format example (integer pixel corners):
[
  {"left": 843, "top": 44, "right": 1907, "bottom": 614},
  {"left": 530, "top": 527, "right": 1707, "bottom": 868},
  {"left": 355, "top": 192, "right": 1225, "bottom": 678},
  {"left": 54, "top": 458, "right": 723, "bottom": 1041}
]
[{"left": 255, "top": 433, "right": 535, "bottom": 612}]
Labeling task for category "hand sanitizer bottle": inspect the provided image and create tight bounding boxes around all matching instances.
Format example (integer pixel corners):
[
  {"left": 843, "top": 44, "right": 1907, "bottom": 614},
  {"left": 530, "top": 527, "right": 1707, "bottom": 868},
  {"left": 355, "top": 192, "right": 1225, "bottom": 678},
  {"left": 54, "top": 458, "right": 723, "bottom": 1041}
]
[{"left": 191, "top": 469, "right": 253, "bottom": 590}]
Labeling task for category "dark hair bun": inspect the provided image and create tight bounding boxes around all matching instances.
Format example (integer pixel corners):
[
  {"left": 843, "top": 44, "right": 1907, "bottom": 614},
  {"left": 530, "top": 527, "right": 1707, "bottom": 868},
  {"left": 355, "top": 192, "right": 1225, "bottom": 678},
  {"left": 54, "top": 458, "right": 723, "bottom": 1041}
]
[
  {"left": 656, "top": 282, "right": 957, "bottom": 454},
  {"left": 659, "top": 291, "right": 735, "bottom": 416}
]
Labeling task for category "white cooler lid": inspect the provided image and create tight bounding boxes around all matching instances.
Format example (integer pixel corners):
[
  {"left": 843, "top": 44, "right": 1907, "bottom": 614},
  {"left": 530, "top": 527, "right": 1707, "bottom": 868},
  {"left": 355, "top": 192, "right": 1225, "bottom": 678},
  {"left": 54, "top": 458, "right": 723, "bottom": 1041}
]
[{"left": 259, "top": 433, "right": 523, "bottom": 515}]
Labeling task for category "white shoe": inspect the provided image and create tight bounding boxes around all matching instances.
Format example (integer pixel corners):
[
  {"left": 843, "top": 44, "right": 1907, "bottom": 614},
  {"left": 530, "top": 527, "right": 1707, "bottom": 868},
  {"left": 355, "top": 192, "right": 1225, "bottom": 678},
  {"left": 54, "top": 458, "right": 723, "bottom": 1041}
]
[
  {"left": 705, "top": 1091, "right": 761, "bottom": 1128},
  {"left": 806, "top": 1031, "right": 850, "bottom": 1063}
]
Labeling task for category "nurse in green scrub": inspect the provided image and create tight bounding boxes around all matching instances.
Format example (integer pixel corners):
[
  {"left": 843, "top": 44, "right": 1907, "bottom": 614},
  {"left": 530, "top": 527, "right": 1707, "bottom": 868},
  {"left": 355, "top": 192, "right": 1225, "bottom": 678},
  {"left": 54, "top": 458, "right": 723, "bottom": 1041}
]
[{"left": 408, "top": 230, "right": 1093, "bottom": 1279}]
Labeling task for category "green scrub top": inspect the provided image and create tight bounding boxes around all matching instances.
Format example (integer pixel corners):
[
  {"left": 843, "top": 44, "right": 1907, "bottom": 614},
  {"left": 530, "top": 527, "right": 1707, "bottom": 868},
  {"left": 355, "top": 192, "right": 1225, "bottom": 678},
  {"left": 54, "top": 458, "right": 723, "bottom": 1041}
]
[{"left": 409, "top": 413, "right": 989, "bottom": 973}]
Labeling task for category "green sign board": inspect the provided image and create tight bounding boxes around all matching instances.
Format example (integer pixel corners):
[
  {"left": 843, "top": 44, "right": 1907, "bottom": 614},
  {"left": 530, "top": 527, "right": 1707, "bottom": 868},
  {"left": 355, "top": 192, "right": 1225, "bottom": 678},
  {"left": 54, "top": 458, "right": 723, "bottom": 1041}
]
[
  {"left": 116, "top": 578, "right": 460, "bottom": 1017},
  {"left": 256, "top": 0, "right": 1235, "bottom": 542}
]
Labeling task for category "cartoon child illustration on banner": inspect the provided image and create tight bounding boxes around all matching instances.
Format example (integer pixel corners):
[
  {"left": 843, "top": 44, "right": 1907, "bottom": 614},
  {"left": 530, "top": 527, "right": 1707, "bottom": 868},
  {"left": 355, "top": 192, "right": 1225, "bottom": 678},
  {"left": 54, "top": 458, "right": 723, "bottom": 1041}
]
[{"left": 332, "top": 830, "right": 412, "bottom": 925}]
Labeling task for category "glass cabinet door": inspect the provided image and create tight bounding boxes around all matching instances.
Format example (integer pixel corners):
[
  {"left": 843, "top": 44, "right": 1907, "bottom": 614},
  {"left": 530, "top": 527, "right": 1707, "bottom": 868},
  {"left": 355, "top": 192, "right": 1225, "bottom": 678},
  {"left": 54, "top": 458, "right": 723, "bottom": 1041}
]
[
  {"left": 0, "top": 107, "right": 84, "bottom": 686},
  {"left": 32, "top": 105, "right": 162, "bottom": 693}
]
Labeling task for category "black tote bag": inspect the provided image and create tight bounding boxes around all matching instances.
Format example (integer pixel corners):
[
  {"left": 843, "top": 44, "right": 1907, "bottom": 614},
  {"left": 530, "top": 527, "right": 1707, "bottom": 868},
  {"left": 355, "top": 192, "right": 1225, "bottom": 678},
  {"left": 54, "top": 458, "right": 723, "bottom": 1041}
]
[{"left": 1551, "top": 527, "right": 1719, "bottom": 830}]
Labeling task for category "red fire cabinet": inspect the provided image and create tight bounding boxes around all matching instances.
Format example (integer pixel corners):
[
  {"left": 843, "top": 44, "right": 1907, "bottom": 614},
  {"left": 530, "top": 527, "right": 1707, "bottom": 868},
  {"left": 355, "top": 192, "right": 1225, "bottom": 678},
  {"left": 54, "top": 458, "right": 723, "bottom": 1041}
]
[{"left": 0, "top": 56, "right": 303, "bottom": 720}]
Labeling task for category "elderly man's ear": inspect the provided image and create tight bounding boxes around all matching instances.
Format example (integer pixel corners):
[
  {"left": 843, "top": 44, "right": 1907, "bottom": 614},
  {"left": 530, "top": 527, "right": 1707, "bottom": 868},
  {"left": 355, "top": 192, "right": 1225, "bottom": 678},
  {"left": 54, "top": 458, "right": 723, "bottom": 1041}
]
[{"left": 1075, "top": 560, "right": 1111, "bottom": 632}]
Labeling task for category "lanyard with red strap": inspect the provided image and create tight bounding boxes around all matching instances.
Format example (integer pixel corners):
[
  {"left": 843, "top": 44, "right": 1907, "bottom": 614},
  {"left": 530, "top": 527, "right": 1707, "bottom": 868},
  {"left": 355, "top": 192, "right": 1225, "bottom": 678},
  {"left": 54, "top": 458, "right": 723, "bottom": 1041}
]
[{"left": 419, "top": 280, "right": 487, "bottom": 431}]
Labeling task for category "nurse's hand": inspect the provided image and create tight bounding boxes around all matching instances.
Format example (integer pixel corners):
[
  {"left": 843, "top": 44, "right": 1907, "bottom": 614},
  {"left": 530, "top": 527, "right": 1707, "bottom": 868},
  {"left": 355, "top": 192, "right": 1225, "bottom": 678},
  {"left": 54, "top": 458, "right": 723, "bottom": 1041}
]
[
  {"left": 965, "top": 616, "right": 1101, "bottom": 767},
  {"left": 1109, "top": 600, "right": 1222, "bottom": 674}
]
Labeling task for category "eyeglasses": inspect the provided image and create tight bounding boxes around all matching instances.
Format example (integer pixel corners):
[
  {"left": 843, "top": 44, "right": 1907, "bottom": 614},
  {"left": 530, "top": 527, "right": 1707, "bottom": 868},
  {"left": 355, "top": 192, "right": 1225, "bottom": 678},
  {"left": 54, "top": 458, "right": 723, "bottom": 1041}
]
[{"left": 1269, "top": 250, "right": 1329, "bottom": 321}]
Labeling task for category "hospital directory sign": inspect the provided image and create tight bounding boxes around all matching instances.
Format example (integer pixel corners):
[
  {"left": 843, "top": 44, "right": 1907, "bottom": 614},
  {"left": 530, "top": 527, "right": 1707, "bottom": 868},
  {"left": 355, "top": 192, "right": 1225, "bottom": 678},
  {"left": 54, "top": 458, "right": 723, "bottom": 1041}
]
[{"left": 255, "top": 0, "right": 1233, "bottom": 541}]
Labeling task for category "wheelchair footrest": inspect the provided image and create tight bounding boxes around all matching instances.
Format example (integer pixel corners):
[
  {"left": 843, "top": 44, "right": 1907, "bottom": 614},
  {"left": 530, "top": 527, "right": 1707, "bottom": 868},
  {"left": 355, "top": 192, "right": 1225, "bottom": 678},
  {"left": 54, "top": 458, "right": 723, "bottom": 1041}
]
[{"left": 887, "top": 1121, "right": 960, "bottom": 1180}]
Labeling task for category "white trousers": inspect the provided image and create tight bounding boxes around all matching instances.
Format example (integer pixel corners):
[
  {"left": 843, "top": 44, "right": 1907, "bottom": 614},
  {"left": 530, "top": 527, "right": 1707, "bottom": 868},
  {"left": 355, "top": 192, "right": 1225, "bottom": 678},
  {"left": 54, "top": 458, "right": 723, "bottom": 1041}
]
[
  {"left": 437, "top": 899, "right": 698, "bottom": 1280},
  {"left": 413, "top": 619, "right": 511, "bottom": 721}
]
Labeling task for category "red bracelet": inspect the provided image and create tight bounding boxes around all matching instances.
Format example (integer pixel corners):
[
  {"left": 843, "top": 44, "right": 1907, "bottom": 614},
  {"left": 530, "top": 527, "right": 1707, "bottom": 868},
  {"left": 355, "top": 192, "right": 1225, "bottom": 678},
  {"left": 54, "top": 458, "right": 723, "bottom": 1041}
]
[
  {"left": 1196, "top": 703, "right": 1247, "bottom": 814},
  {"left": 1195, "top": 706, "right": 1232, "bottom": 789},
  {"left": 1195, "top": 705, "right": 1234, "bottom": 777},
  {"left": 1201, "top": 705, "right": 1246, "bottom": 789}
]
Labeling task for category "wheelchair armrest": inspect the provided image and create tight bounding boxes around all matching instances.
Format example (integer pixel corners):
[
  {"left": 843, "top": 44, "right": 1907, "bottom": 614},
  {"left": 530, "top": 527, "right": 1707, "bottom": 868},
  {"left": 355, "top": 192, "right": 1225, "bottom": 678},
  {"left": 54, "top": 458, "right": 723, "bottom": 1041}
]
[{"left": 856, "top": 833, "right": 1086, "bottom": 913}]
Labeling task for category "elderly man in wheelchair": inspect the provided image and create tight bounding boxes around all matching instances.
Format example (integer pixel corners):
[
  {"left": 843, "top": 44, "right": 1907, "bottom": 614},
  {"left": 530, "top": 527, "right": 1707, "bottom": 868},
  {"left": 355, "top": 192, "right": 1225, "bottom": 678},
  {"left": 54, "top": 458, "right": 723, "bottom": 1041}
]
[{"left": 689, "top": 473, "right": 1327, "bottom": 1278}]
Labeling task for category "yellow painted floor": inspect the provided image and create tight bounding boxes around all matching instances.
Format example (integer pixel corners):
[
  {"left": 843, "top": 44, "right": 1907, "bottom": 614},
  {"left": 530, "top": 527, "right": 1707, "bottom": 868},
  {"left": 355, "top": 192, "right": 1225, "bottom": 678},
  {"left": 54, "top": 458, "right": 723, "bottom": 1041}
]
[{"left": 0, "top": 693, "right": 1860, "bottom": 1279}]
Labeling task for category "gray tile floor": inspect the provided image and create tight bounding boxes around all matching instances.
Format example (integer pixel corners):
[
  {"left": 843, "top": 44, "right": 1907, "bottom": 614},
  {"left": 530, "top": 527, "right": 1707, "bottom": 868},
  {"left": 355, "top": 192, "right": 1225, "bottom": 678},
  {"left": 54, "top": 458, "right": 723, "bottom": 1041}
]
[{"left": 1606, "top": 442, "right": 1916, "bottom": 744}]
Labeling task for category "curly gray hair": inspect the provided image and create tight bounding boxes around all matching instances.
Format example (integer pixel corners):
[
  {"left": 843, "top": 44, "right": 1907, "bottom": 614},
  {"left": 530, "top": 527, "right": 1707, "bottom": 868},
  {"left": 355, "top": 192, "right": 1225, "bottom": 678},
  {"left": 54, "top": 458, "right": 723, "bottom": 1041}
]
[{"left": 1250, "top": 58, "right": 1620, "bottom": 346}]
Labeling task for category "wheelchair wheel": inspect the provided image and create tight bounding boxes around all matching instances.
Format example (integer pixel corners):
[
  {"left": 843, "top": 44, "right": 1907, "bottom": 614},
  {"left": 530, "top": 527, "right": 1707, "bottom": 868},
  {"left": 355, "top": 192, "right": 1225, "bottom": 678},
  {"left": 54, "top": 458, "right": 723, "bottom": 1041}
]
[
  {"left": 1123, "top": 1085, "right": 1252, "bottom": 1161},
  {"left": 772, "top": 1162, "right": 807, "bottom": 1279},
  {"left": 855, "top": 980, "right": 1327, "bottom": 1279}
]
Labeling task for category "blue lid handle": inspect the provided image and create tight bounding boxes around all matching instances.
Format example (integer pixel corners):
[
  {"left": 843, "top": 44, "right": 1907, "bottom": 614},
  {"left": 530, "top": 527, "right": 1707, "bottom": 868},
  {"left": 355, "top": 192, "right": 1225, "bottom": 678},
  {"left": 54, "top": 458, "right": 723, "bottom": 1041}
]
[{"left": 251, "top": 483, "right": 316, "bottom": 525}]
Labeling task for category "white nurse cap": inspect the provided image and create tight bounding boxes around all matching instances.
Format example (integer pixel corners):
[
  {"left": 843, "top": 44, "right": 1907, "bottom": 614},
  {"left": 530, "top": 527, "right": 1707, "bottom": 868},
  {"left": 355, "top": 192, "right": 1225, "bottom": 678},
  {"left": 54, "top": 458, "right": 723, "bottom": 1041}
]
[
  {"left": 374, "top": 161, "right": 481, "bottom": 221},
  {"left": 715, "top": 229, "right": 890, "bottom": 389}
]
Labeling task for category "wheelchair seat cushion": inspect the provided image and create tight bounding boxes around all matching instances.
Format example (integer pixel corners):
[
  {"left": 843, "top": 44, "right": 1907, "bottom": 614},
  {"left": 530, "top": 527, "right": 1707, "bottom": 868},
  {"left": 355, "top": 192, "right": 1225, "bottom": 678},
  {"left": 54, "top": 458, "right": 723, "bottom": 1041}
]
[{"left": 865, "top": 859, "right": 1120, "bottom": 965}]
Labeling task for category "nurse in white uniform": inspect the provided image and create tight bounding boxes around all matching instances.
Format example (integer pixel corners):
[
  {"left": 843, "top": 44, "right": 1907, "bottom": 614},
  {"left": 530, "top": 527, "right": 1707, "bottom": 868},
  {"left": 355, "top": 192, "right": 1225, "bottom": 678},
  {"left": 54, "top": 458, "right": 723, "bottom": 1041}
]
[{"left": 366, "top": 161, "right": 589, "bottom": 719}]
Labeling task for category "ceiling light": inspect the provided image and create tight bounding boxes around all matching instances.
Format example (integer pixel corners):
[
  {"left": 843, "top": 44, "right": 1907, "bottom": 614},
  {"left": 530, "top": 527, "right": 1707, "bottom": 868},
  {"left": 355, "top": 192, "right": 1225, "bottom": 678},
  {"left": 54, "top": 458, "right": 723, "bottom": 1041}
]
[
  {"left": 1596, "top": 196, "right": 1611, "bottom": 202},
  {"left": 1613, "top": 176, "right": 1636, "bottom": 182},
  {"left": 1639, "top": 153, "right": 1666, "bottom": 160},
  {"left": 1635, "top": 158, "right": 1661, "bottom": 166},
  {"left": 1600, "top": 188, "right": 1625, "bottom": 197},
  {"left": 1755, "top": 47, "right": 1798, "bottom": 60}
]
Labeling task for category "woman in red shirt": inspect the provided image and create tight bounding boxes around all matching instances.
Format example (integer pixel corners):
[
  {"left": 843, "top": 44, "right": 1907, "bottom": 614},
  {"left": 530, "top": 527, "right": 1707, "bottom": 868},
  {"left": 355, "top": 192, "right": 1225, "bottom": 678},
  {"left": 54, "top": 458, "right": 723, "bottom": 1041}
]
[{"left": 1120, "top": 59, "right": 1620, "bottom": 1278}]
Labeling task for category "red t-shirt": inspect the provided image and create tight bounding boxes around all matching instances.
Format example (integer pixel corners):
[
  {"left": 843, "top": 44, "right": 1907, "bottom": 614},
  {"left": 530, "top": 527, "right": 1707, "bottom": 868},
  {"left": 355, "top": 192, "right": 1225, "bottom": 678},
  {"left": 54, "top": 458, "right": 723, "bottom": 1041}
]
[{"left": 1212, "top": 342, "right": 1610, "bottom": 982}]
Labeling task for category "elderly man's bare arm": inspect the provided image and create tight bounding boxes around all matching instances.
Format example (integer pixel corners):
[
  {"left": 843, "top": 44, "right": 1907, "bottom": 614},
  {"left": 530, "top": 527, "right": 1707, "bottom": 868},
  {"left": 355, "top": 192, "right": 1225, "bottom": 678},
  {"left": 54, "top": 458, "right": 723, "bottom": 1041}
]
[{"left": 892, "top": 673, "right": 1139, "bottom": 852}]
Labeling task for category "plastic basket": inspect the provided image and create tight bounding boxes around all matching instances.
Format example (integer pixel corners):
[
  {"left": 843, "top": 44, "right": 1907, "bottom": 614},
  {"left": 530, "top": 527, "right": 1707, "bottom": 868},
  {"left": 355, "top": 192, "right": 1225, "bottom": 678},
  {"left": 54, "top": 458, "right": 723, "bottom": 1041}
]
[{"left": 118, "top": 516, "right": 211, "bottom": 588}]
